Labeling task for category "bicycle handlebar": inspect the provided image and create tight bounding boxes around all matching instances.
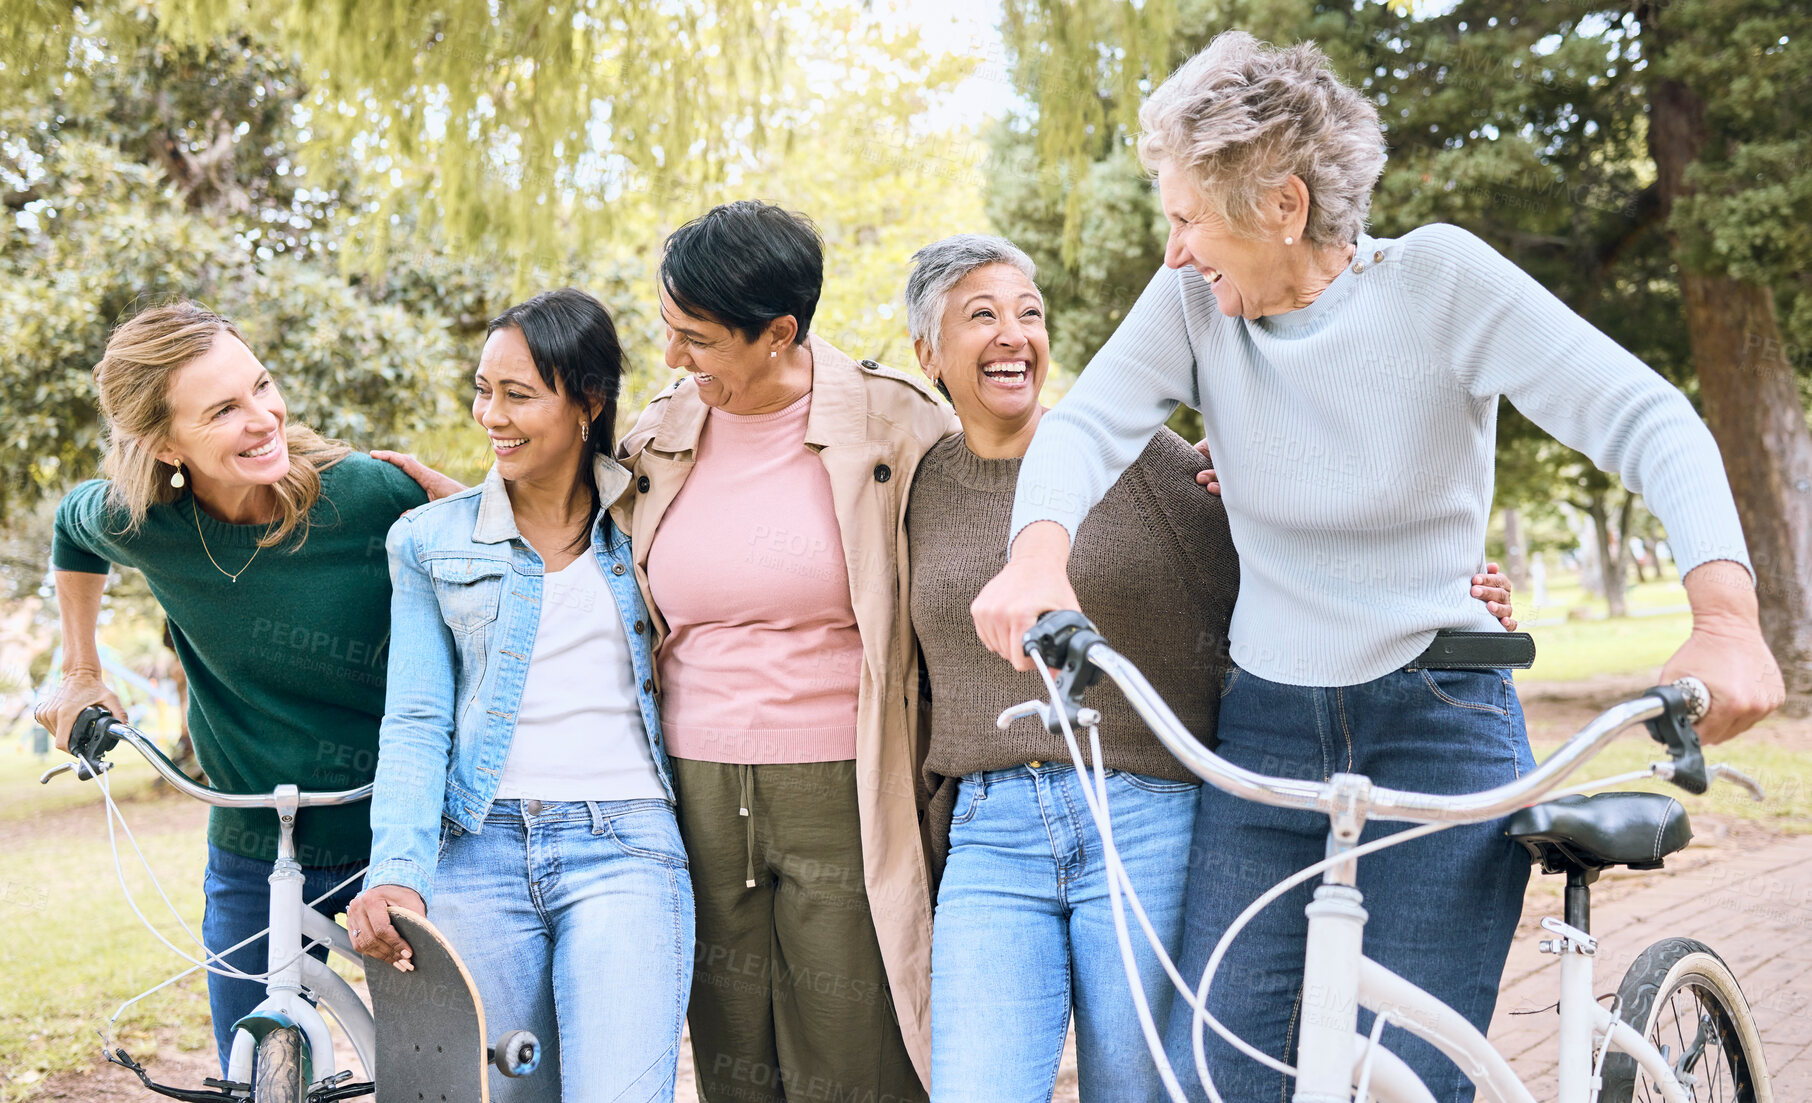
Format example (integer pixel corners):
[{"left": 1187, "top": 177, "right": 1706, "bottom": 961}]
[
  {"left": 41, "top": 706, "right": 371, "bottom": 809},
  {"left": 1009, "top": 611, "right": 1717, "bottom": 828}
]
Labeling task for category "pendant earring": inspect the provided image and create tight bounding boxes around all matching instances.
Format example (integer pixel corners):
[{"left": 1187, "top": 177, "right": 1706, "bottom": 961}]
[
  {"left": 580, "top": 420, "right": 590, "bottom": 443},
  {"left": 170, "top": 462, "right": 185, "bottom": 489}
]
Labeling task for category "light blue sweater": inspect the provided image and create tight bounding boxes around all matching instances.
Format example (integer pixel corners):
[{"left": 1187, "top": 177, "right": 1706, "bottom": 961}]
[{"left": 1010, "top": 223, "right": 1751, "bottom": 687}]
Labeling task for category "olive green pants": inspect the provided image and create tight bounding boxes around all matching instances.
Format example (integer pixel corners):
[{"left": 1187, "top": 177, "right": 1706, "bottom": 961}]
[{"left": 671, "top": 757, "right": 925, "bottom": 1103}]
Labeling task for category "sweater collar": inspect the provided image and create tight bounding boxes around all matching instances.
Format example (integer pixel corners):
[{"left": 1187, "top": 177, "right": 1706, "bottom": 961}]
[
  {"left": 924, "top": 432, "right": 1023, "bottom": 492},
  {"left": 473, "top": 453, "right": 633, "bottom": 545},
  {"left": 1253, "top": 230, "right": 1377, "bottom": 333}
]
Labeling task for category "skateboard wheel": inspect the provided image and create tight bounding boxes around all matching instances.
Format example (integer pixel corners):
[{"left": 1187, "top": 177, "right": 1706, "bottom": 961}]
[{"left": 491, "top": 1030, "right": 540, "bottom": 1078}]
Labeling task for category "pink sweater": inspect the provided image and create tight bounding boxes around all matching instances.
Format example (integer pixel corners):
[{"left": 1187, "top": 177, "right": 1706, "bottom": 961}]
[{"left": 646, "top": 393, "right": 862, "bottom": 763}]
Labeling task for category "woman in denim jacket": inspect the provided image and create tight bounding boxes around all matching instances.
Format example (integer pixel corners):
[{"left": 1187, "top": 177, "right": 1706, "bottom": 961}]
[{"left": 349, "top": 289, "right": 691, "bottom": 1102}]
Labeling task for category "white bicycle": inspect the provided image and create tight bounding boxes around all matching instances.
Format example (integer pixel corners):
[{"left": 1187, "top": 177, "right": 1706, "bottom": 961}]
[
  {"left": 41, "top": 705, "right": 539, "bottom": 1101},
  {"left": 1002, "top": 611, "right": 1772, "bottom": 1103}
]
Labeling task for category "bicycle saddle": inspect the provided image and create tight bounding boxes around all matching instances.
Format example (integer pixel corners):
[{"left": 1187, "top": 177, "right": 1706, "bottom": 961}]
[{"left": 1505, "top": 792, "right": 1692, "bottom": 873}]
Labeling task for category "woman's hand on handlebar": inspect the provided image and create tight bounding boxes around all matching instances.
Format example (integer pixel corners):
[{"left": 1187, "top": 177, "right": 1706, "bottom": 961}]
[
  {"left": 1663, "top": 560, "right": 1785, "bottom": 745},
  {"left": 348, "top": 886, "right": 424, "bottom": 970},
  {"left": 972, "top": 522, "right": 1082, "bottom": 673},
  {"left": 33, "top": 670, "right": 125, "bottom": 754}
]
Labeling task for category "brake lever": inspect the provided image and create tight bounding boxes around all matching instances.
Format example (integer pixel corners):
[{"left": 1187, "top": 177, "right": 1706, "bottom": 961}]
[
  {"left": 1020, "top": 611, "right": 1105, "bottom": 736},
  {"left": 997, "top": 701, "right": 1049, "bottom": 730},
  {"left": 39, "top": 757, "right": 112, "bottom": 785},
  {"left": 1707, "top": 763, "right": 1766, "bottom": 802}
]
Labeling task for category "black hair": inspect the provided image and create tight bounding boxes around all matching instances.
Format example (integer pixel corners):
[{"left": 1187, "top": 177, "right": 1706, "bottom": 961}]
[
  {"left": 486, "top": 287, "right": 623, "bottom": 550},
  {"left": 660, "top": 200, "right": 824, "bottom": 345}
]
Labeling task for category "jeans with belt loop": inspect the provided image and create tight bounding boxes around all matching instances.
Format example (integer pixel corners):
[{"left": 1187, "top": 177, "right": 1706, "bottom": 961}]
[
  {"left": 1162, "top": 663, "right": 1535, "bottom": 1103},
  {"left": 429, "top": 798, "right": 694, "bottom": 1103},
  {"left": 930, "top": 762, "right": 1199, "bottom": 1102}
]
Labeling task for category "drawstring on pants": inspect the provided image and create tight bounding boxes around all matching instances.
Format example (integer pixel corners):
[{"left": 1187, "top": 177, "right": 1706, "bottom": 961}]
[{"left": 738, "top": 763, "right": 757, "bottom": 889}]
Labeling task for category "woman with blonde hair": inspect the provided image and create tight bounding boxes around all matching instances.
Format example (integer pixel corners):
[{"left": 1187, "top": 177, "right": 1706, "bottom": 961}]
[
  {"left": 972, "top": 29, "right": 1781, "bottom": 1102},
  {"left": 34, "top": 301, "right": 429, "bottom": 1070}
]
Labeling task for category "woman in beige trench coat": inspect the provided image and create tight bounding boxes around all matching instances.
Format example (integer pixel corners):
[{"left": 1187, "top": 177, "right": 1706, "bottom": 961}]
[{"left": 618, "top": 199, "right": 954, "bottom": 1103}]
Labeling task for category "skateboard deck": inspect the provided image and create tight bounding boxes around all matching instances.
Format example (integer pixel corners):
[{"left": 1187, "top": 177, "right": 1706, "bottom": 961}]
[{"left": 365, "top": 905, "right": 491, "bottom": 1102}]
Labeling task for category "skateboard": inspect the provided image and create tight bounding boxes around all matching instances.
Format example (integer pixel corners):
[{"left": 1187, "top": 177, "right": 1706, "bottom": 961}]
[{"left": 364, "top": 905, "right": 540, "bottom": 1100}]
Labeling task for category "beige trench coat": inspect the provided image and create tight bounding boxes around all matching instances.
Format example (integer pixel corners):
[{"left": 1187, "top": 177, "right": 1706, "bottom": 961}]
[{"left": 612, "top": 334, "right": 958, "bottom": 1081}]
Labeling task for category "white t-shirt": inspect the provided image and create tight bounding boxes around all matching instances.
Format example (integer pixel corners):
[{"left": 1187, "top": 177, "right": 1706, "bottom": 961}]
[{"left": 495, "top": 551, "right": 666, "bottom": 802}]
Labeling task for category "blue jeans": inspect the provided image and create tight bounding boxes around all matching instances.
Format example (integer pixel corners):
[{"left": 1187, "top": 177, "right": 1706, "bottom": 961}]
[
  {"left": 1162, "top": 664, "right": 1535, "bottom": 1103},
  {"left": 429, "top": 798, "right": 695, "bottom": 1103},
  {"left": 201, "top": 845, "right": 365, "bottom": 1073},
  {"left": 931, "top": 764, "right": 1199, "bottom": 1103}
]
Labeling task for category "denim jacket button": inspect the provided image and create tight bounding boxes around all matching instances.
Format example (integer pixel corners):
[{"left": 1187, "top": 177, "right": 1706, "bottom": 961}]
[
  {"left": 634, "top": 620, "right": 647, "bottom": 634},
  {"left": 612, "top": 562, "right": 627, "bottom": 576},
  {"left": 642, "top": 678, "right": 654, "bottom": 693}
]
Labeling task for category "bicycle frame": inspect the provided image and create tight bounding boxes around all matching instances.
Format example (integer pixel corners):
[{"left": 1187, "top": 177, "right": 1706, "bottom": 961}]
[
  {"left": 48, "top": 715, "right": 376, "bottom": 1095},
  {"left": 222, "top": 784, "right": 377, "bottom": 1086},
  {"left": 1295, "top": 873, "right": 1691, "bottom": 1103}
]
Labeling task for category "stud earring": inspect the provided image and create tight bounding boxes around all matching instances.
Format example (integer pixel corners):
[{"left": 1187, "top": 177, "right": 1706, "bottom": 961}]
[
  {"left": 1284, "top": 236, "right": 1294, "bottom": 245},
  {"left": 770, "top": 350, "right": 778, "bottom": 359},
  {"left": 170, "top": 462, "right": 185, "bottom": 489}
]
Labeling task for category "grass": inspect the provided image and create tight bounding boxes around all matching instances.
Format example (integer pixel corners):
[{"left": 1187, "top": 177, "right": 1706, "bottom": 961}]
[
  {"left": 0, "top": 752, "right": 212, "bottom": 1101},
  {"left": 1530, "top": 734, "right": 1812, "bottom": 832},
  {"left": 1524, "top": 611, "right": 1692, "bottom": 682}
]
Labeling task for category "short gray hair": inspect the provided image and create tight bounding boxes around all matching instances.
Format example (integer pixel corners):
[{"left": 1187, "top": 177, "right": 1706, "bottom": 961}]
[
  {"left": 905, "top": 234, "right": 1039, "bottom": 354},
  {"left": 1138, "top": 31, "right": 1386, "bottom": 248}
]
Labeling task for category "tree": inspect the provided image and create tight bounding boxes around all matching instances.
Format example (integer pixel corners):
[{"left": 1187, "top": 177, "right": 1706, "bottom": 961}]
[
  {"left": 2, "top": 2, "right": 987, "bottom": 526},
  {"left": 0, "top": 23, "right": 473, "bottom": 524}
]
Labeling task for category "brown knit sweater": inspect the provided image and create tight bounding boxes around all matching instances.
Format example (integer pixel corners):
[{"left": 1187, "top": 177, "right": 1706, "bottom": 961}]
[{"left": 909, "top": 428, "right": 1239, "bottom": 872}]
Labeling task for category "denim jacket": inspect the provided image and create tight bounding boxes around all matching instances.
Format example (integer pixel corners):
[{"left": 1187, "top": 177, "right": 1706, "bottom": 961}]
[{"left": 364, "top": 455, "right": 671, "bottom": 903}]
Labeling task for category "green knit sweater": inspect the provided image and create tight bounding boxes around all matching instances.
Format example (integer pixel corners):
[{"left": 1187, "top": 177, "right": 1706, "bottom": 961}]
[{"left": 52, "top": 453, "right": 427, "bottom": 866}]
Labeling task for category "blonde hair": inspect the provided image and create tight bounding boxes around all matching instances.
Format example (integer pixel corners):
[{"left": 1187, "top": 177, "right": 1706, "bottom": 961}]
[
  {"left": 1138, "top": 31, "right": 1386, "bottom": 247},
  {"left": 93, "top": 302, "right": 351, "bottom": 548}
]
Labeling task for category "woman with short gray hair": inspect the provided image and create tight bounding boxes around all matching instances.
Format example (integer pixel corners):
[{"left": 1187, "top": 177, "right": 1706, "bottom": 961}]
[
  {"left": 971, "top": 29, "right": 1782, "bottom": 1103},
  {"left": 905, "top": 232, "right": 1236, "bottom": 1102}
]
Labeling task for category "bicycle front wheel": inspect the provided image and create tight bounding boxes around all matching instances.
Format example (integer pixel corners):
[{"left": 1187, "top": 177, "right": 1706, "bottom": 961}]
[
  {"left": 1601, "top": 937, "right": 1771, "bottom": 1103},
  {"left": 252, "top": 1026, "right": 309, "bottom": 1103}
]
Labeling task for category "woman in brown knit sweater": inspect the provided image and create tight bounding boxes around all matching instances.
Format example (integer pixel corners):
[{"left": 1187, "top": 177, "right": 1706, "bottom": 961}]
[{"left": 904, "top": 234, "right": 1514, "bottom": 1103}]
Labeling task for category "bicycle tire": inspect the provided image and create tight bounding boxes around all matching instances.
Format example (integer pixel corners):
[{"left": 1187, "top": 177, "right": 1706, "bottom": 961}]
[
  {"left": 252, "top": 1027, "right": 308, "bottom": 1103},
  {"left": 1600, "top": 937, "right": 1772, "bottom": 1103}
]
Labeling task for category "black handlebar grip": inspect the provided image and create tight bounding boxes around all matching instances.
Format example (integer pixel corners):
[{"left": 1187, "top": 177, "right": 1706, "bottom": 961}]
[
  {"left": 1021, "top": 610, "right": 1100, "bottom": 667},
  {"left": 1643, "top": 683, "right": 1708, "bottom": 795},
  {"left": 69, "top": 704, "right": 122, "bottom": 765},
  {"left": 1022, "top": 611, "right": 1106, "bottom": 736}
]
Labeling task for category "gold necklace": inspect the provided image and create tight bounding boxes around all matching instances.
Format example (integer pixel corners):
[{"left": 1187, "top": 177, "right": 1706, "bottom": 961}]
[{"left": 191, "top": 498, "right": 268, "bottom": 583}]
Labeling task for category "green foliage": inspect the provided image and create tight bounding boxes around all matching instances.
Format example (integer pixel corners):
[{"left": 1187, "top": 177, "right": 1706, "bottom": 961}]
[
  {"left": 0, "top": 133, "right": 467, "bottom": 520},
  {"left": 3, "top": 0, "right": 791, "bottom": 270},
  {"left": 1, "top": 1, "right": 987, "bottom": 531}
]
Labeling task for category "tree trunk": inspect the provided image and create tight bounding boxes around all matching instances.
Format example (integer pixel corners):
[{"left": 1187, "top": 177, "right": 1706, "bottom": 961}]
[
  {"left": 1648, "top": 56, "right": 1812, "bottom": 711},
  {"left": 1581, "top": 487, "right": 1628, "bottom": 618},
  {"left": 1615, "top": 491, "right": 1639, "bottom": 605},
  {"left": 1502, "top": 507, "right": 1530, "bottom": 594}
]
